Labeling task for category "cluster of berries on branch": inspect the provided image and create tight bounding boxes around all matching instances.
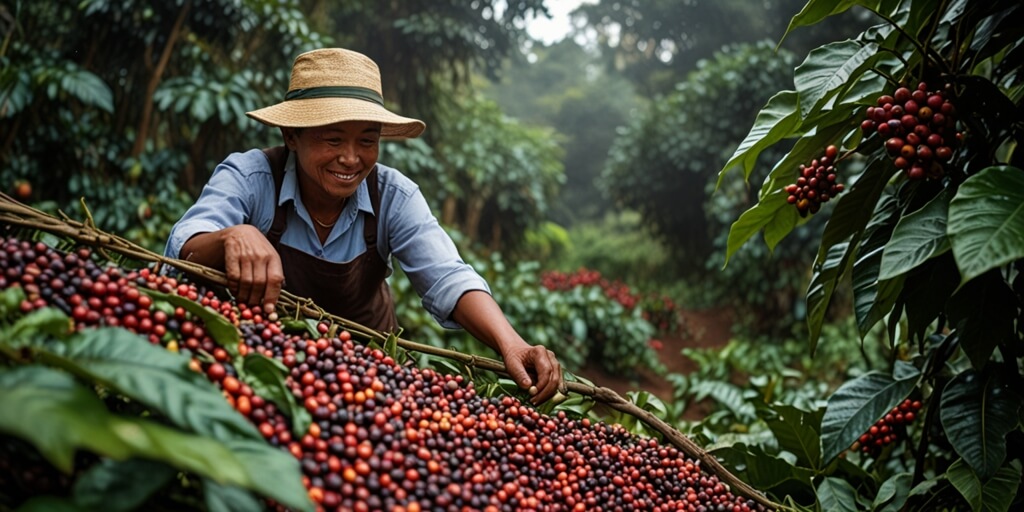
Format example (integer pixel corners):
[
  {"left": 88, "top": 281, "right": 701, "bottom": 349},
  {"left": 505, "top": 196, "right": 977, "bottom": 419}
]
[
  {"left": 785, "top": 145, "right": 844, "bottom": 217},
  {"left": 861, "top": 81, "right": 961, "bottom": 181},
  {"left": 850, "top": 398, "right": 922, "bottom": 457}
]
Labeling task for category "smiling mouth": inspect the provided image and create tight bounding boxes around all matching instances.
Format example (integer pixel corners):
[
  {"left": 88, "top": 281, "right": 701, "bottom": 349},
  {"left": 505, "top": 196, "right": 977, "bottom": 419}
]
[{"left": 329, "top": 171, "right": 358, "bottom": 180}]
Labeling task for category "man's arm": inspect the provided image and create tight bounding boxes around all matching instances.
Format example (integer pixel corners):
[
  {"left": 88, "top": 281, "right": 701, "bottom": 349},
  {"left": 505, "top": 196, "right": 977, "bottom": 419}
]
[{"left": 451, "top": 290, "right": 563, "bottom": 404}]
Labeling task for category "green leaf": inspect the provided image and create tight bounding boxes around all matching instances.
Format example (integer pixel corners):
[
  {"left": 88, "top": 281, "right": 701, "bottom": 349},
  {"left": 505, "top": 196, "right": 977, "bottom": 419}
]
[
  {"left": 238, "top": 353, "right": 311, "bottom": 437},
  {"left": 817, "top": 476, "right": 862, "bottom": 512},
  {"left": 690, "top": 380, "right": 755, "bottom": 420},
  {"left": 0, "top": 366, "right": 247, "bottom": 482},
  {"left": 718, "top": 90, "right": 801, "bottom": 186},
  {"left": 203, "top": 480, "right": 265, "bottom": 512},
  {"left": 710, "top": 443, "right": 817, "bottom": 492},
  {"left": 878, "top": 189, "right": 953, "bottom": 280},
  {"left": 873, "top": 472, "right": 913, "bottom": 512},
  {"left": 724, "top": 188, "right": 789, "bottom": 266},
  {"left": 281, "top": 317, "right": 317, "bottom": 336},
  {"left": 6, "top": 307, "right": 73, "bottom": 343},
  {"left": 947, "top": 459, "right": 1022, "bottom": 512},
  {"left": 0, "top": 286, "right": 26, "bottom": 315},
  {"left": 764, "top": 204, "right": 799, "bottom": 253},
  {"left": 140, "top": 288, "right": 241, "bottom": 355},
  {"left": 764, "top": 404, "right": 823, "bottom": 470},
  {"left": 807, "top": 241, "right": 856, "bottom": 354},
  {"left": 794, "top": 40, "right": 879, "bottom": 119},
  {"left": 948, "top": 166, "right": 1024, "bottom": 286},
  {"left": 947, "top": 274, "right": 1017, "bottom": 369},
  {"left": 820, "top": 361, "right": 921, "bottom": 463},
  {"left": 221, "top": 438, "right": 312, "bottom": 512},
  {"left": 41, "top": 327, "right": 260, "bottom": 441},
  {"left": 16, "top": 496, "right": 86, "bottom": 512},
  {"left": 72, "top": 458, "right": 176, "bottom": 512},
  {"left": 940, "top": 371, "right": 1021, "bottom": 480},
  {"left": 818, "top": 156, "right": 895, "bottom": 262},
  {"left": 781, "top": 1, "right": 884, "bottom": 46},
  {"left": 851, "top": 193, "right": 900, "bottom": 337},
  {"left": 58, "top": 66, "right": 114, "bottom": 113},
  {"left": 899, "top": 254, "right": 958, "bottom": 341}
]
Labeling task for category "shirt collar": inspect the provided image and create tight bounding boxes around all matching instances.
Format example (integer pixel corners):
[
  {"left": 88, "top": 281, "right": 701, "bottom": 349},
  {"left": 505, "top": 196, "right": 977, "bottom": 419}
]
[{"left": 278, "top": 151, "right": 374, "bottom": 216}]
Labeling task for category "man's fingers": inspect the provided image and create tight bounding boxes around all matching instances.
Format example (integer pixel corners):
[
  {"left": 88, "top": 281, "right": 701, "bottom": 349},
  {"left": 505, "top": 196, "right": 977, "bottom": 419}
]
[
  {"left": 263, "top": 258, "right": 285, "bottom": 314},
  {"left": 530, "top": 349, "right": 561, "bottom": 404},
  {"left": 224, "top": 249, "right": 241, "bottom": 296},
  {"left": 505, "top": 357, "right": 534, "bottom": 390},
  {"left": 250, "top": 261, "right": 268, "bottom": 311},
  {"left": 236, "top": 259, "right": 254, "bottom": 305}
]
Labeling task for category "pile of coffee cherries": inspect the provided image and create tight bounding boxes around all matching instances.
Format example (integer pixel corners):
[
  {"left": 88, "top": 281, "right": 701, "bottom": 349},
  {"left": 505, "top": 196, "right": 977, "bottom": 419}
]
[
  {"left": 861, "top": 81, "right": 961, "bottom": 180},
  {"left": 785, "top": 145, "right": 845, "bottom": 216},
  {"left": 0, "top": 233, "right": 768, "bottom": 512}
]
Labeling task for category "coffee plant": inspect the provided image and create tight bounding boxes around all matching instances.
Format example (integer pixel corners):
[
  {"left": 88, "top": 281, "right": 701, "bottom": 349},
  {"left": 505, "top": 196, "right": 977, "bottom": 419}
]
[
  {"left": 0, "top": 229, "right": 771, "bottom": 511},
  {"left": 718, "top": 1, "right": 1024, "bottom": 510}
]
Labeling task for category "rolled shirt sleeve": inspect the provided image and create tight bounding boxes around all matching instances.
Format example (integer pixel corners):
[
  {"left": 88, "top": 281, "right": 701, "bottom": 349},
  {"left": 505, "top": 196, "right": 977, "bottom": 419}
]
[
  {"left": 164, "top": 150, "right": 275, "bottom": 260},
  {"left": 378, "top": 169, "right": 490, "bottom": 329}
]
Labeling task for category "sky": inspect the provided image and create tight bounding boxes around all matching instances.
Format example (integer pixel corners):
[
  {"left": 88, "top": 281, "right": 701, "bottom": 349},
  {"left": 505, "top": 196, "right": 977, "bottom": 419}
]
[{"left": 525, "top": 0, "right": 595, "bottom": 44}]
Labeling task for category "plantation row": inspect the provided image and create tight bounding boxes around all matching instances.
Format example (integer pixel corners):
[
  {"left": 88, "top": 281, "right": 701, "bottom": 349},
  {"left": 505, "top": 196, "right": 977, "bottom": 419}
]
[{"left": 0, "top": 232, "right": 767, "bottom": 512}]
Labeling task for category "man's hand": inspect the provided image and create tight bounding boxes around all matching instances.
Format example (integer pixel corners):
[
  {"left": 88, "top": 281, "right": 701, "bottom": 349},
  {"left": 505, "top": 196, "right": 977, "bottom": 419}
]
[
  {"left": 183, "top": 225, "right": 284, "bottom": 313},
  {"left": 220, "top": 225, "right": 285, "bottom": 313},
  {"left": 450, "top": 290, "right": 565, "bottom": 405},
  {"left": 502, "top": 343, "right": 563, "bottom": 405}
]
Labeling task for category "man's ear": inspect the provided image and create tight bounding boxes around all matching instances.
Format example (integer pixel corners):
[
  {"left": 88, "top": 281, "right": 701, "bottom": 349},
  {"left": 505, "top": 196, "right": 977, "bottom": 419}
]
[{"left": 281, "top": 127, "right": 298, "bottom": 150}]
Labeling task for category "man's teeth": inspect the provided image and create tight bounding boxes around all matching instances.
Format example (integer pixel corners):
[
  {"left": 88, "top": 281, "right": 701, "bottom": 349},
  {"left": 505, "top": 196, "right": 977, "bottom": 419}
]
[{"left": 331, "top": 171, "right": 356, "bottom": 180}]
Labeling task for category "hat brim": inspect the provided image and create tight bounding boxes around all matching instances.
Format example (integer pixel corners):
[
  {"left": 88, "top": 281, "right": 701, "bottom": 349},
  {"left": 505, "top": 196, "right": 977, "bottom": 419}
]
[{"left": 246, "top": 98, "right": 425, "bottom": 139}]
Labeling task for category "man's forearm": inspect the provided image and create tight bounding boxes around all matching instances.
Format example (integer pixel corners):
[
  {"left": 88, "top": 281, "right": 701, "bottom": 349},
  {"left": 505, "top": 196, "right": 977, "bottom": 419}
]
[{"left": 179, "top": 231, "right": 227, "bottom": 269}]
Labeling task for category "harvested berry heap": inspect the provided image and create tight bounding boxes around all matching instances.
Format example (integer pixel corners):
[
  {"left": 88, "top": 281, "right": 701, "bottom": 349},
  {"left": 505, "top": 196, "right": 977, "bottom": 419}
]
[{"left": 1, "top": 234, "right": 768, "bottom": 512}]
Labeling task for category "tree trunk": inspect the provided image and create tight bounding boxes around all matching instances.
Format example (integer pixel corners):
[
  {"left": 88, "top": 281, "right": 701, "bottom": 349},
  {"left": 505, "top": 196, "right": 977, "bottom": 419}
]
[
  {"left": 131, "top": 0, "right": 191, "bottom": 158},
  {"left": 442, "top": 196, "right": 458, "bottom": 227},
  {"left": 464, "top": 196, "right": 485, "bottom": 242},
  {"left": 490, "top": 220, "right": 502, "bottom": 252}
]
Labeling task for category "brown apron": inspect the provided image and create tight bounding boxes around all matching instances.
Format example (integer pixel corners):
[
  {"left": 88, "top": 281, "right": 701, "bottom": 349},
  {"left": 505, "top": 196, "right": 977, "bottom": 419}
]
[{"left": 262, "top": 146, "right": 398, "bottom": 333}]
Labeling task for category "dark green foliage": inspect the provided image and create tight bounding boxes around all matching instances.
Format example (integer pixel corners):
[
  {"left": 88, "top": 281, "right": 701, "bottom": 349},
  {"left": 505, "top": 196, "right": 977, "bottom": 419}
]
[{"left": 717, "top": 1, "right": 1024, "bottom": 510}]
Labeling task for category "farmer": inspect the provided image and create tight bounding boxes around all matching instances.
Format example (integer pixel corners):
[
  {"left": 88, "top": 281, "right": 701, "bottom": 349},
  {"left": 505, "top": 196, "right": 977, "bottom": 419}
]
[{"left": 164, "top": 48, "right": 563, "bottom": 403}]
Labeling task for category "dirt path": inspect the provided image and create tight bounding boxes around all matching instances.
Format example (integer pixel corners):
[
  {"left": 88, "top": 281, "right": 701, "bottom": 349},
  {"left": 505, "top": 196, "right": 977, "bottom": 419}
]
[{"left": 573, "top": 308, "right": 734, "bottom": 418}]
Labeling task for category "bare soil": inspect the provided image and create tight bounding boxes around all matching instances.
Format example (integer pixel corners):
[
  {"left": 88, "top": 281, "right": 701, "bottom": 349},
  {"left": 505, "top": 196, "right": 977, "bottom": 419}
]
[{"left": 573, "top": 307, "right": 734, "bottom": 420}]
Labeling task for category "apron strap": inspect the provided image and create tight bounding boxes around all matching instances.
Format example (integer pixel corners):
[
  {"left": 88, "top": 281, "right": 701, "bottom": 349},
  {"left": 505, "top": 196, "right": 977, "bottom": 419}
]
[{"left": 261, "top": 146, "right": 290, "bottom": 246}]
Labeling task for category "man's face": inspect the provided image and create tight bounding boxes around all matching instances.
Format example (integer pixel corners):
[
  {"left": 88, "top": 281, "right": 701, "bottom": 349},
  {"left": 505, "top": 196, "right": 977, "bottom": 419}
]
[{"left": 285, "top": 120, "right": 382, "bottom": 201}]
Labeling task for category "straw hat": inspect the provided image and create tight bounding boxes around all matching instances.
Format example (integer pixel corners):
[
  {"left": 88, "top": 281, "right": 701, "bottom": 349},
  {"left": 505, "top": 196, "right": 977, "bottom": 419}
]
[{"left": 247, "top": 48, "right": 425, "bottom": 139}]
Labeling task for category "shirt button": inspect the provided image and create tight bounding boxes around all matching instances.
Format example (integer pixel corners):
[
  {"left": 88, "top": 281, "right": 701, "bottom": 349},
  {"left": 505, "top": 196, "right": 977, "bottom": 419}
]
[{"left": 316, "top": 250, "right": 324, "bottom": 257}]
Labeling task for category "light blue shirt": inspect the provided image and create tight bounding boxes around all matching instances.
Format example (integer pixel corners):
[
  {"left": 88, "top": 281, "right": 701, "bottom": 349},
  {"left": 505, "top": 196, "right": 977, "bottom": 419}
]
[{"left": 164, "top": 148, "right": 489, "bottom": 328}]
